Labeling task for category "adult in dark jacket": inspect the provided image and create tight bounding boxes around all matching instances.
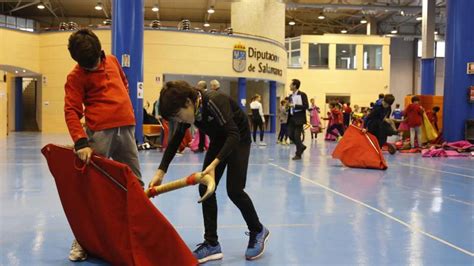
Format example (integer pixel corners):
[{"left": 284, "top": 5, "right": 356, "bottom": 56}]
[{"left": 287, "top": 79, "right": 309, "bottom": 160}]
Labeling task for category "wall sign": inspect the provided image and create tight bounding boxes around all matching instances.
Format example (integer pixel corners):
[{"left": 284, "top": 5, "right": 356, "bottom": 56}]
[
  {"left": 467, "top": 62, "right": 474, "bottom": 74},
  {"left": 137, "top": 82, "right": 144, "bottom": 99},
  {"left": 232, "top": 43, "right": 283, "bottom": 77},
  {"left": 122, "top": 54, "right": 131, "bottom": 68}
]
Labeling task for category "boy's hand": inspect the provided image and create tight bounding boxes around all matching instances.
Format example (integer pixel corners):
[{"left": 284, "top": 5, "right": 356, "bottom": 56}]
[
  {"left": 361, "top": 128, "right": 368, "bottom": 133},
  {"left": 149, "top": 169, "right": 165, "bottom": 188},
  {"left": 76, "top": 147, "right": 93, "bottom": 164},
  {"left": 202, "top": 159, "right": 220, "bottom": 181}
]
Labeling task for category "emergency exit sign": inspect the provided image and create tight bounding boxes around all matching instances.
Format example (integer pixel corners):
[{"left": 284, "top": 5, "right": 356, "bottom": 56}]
[{"left": 468, "top": 62, "right": 474, "bottom": 74}]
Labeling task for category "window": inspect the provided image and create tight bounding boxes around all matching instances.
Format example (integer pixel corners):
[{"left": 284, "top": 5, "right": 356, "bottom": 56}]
[
  {"left": 6, "top": 16, "right": 16, "bottom": 29},
  {"left": 285, "top": 37, "right": 301, "bottom": 68},
  {"left": 363, "top": 45, "right": 383, "bottom": 70},
  {"left": 417, "top": 40, "right": 444, "bottom": 58},
  {"left": 336, "top": 44, "right": 356, "bottom": 69},
  {"left": 308, "top": 43, "right": 329, "bottom": 68},
  {"left": 0, "top": 15, "right": 5, "bottom": 27}
]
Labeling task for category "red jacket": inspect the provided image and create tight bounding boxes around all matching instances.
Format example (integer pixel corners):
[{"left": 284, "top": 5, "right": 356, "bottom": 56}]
[
  {"left": 64, "top": 55, "right": 135, "bottom": 143},
  {"left": 404, "top": 103, "right": 423, "bottom": 128},
  {"left": 331, "top": 109, "right": 343, "bottom": 124}
]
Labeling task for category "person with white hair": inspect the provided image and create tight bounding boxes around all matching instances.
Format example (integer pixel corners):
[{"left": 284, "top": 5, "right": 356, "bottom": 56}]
[
  {"left": 197, "top": 80, "right": 207, "bottom": 91},
  {"left": 210, "top": 80, "right": 220, "bottom": 91}
]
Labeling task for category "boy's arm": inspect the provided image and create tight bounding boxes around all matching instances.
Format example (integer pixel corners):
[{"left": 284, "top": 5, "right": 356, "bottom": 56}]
[
  {"left": 64, "top": 74, "right": 88, "bottom": 150},
  {"left": 158, "top": 123, "right": 189, "bottom": 173},
  {"left": 112, "top": 56, "right": 129, "bottom": 93}
]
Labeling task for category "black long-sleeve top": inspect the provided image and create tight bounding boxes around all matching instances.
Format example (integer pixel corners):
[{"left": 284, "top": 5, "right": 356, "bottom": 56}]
[{"left": 158, "top": 90, "right": 251, "bottom": 172}]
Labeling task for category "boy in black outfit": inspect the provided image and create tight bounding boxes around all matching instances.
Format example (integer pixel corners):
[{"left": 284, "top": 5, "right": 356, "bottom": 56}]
[
  {"left": 364, "top": 94, "right": 396, "bottom": 153},
  {"left": 149, "top": 81, "right": 269, "bottom": 263}
]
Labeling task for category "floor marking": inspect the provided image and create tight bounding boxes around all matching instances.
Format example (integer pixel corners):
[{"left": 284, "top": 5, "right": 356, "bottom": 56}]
[
  {"left": 435, "top": 162, "right": 474, "bottom": 172},
  {"left": 397, "top": 184, "right": 474, "bottom": 206},
  {"left": 397, "top": 163, "right": 474, "bottom": 179},
  {"left": 269, "top": 163, "right": 474, "bottom": 257},
  {"left": 174, "top": 224, "right": 315, "bottom": 229}
]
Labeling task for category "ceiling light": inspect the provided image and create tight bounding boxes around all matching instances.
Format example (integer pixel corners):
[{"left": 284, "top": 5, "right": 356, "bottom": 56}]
[
  {"left": 342, "top": 50, "right": 347, "bottom": 53},
  {"left": 95, "top": 2, "right": 103, "bottom": 11},
  {"left": 289, "top": 20, "right": 296, "bottom": 26},
  {"left": 318, "top": 13, "right": 325, "bottom": 20},
  {"left": 207, "top": 6, "right": 215, "bottom": 14},
  {"left": 203, "top": 22, "right": 210, "bottom": 27},
  {"left": 152, "top": 4, "right": 159, "bottom": 12},
  {"left": 416, "top": 16, "right": 422, "bottom": 21},
  {"left": 391, "top": 27, "right": 398, "bottom": 34},
  {"left": 37, "top": 2, "right": 45, "bottom": 9},
  {"left": 22, "top": 70, "right": 26, "bottom": 73},
  {"left": 360, "top": 16, "right": 368, "bottom": 24},
  {"left": 434, "top": 29, "right": 439, "bottom": 35},
  {"left": 15, "top": 71, "right": 18, "bottom": 74},
  {"left": 400, "top": 10, "right": 405, "bottom": 16},
  {"left": 340, "top": 29, "right": 347, "bottom": 34}
]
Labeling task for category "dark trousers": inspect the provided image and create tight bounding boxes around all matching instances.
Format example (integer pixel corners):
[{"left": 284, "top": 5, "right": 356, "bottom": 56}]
[
  {"left": 328, "top": 123, "right": 345, "bottom": 137},
  {"left": 288, "top": 118, "right": 305, "bottom": 156},
  {"left": 343, "top": 113, "right": 351, "bottom": 127},
  {"left": 199, "top": 142, "right": 262, "bottom": 244},
  {"left": 252, "top": 119, "right": 264, "bottom": 142},
  {"left": 278, "top": 123, "right": 288, "bottom": 141},
  {"left": 198, "top": 129, "right": 206, "bottom": 150}
]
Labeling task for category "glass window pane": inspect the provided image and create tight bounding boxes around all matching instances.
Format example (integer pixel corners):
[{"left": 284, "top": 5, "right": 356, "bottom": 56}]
[
  {"left": 290, "top": 51, "right": 301, "bottom": 67},
  {"left": 363, "top": 45, "right": 383, "bottom": 70},
  {"left": 291, "top": 39, "right": 300, "bottom": 50},
  {"left": 436, "top": 41, "right": 445, "bottom": 58},
  {"left": 336, "top": 44, "right": 356, "bottom": 69},
  {"left": 27, "top": 19, "right": 35, "bottom": 31},
  {"left": 0, "top": 15, "right": 5, "bottom": 26},
  {"left": 16, "top": 17, "right": 26, "bottom": 30},
  {"left": 308, "top": 43, "right": 329, "bottom": 68},
  {"left": 285, "top": 41, "right": 289, "bottom": 51},
  {"left": 6, "top": 16, "right": 16, "bottom": 29}
]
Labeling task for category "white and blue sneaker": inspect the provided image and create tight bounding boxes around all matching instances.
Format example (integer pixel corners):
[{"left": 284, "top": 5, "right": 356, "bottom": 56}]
[
  {"left": 193, "top": 241, "right": 223, "bottom": 264},
  {"left": 245, "top": 226, "right": 270, "bottom": 260}
]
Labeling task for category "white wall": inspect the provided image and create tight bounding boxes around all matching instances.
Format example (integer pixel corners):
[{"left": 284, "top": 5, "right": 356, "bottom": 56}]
[{"left": 389, "top": 38, "right": 415, "bottom": 106}]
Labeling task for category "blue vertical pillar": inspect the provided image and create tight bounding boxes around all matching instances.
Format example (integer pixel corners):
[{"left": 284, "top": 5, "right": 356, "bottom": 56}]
[
  {"left": 112, "top": 0, "right": 144, "bottom": 144},
  {"left": 238, "top": 78, "right": 246, "bottom": 110},
  {"left": 421, "top": 58, "right": 436, "bottom": 95},
  {"left": 443, "top": 0, "right": 474, "bottom": 141},
  {"left": 269, "top": 81, "right": 277, "bottom": 133},
  {"left": 15, "top": 77, "right": 23, "bottom": 131}
]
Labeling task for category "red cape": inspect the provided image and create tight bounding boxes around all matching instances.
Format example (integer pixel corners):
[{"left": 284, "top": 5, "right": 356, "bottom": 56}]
[
  {"left": 41, "top": 144, "right": 197, "bottom": 266},
  {"left": 332, "top": 126, "right": 388, "bottom": 170}
]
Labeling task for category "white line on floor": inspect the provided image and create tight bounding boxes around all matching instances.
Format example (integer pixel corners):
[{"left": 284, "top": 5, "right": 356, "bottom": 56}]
[
  {"left": 269, "top": 163, "right": 474, "bottom": 257},
  {"left": 174, "top": 224, "right": 315, "bottom": 229},
  {"left": 397, "top": 163, "right": 474, "bottom": 179},
  {"left": 398, "top": 184, "right": 474, "bottom": 206}
]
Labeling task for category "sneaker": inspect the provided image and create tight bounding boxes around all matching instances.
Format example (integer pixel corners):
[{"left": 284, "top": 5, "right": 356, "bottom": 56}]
[
  {"left": 245, "top": 226, "right": 270, "bottom": 260},
  {"left": 69, "top": 239, "right": 87, "bottom": 262},
  {"left": 193, "top": 241, "right": 223, "bottom": 264},
  {"left": 259, "top": 142, "right": 267, "bottom": 146},
  {"left": 292, "top": 155, "right": 301, "bottom": 160}
]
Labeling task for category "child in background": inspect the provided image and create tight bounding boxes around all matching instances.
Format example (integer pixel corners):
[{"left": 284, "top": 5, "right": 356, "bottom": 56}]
[
  {"left": 277, "top": 99, "right": 289, "bottom": 144},
  {"left": 404, "top": 96, "right": 424, "bottom": 148},
  {"left": 392, "top": 104, "right": 403, "bottom": 120},
  {"left": 308, "top": 98, "right": 321, "bottom": 140},
  {"left": 426, "top": 106, "right": 441, "bottom": 132},
  {"left": 343, "top": 102, "right": 352, "bottom": 128},
  {"left": 327, "top": 103, "right": 345, "bottom": 141},
  {"left": 64, "top": 29, "right": 143, "bottom": 262}
]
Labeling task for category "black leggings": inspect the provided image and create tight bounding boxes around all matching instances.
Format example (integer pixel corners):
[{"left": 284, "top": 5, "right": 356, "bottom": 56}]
[
  {"left": 252, "top": 119, "right": 264, "bottom": 142},
  {"left": 278, "top": 123, "right": 288, "bottom": 141},
  {"left": 199, "top": 142, "right": 262, "bottom": 244},
  {"left": 328, "top": 123, "right": 345, "bottom": 137}
]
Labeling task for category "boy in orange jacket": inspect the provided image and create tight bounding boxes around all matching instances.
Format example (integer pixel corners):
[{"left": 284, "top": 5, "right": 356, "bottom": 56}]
[{"left": 64, "top": 29, "right": 143, "bottom": 262}]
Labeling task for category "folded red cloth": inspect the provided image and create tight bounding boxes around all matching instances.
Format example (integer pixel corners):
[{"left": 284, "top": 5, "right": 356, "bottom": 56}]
[{"left": 41, "top": 144, "right": 197, "bottom": 266}]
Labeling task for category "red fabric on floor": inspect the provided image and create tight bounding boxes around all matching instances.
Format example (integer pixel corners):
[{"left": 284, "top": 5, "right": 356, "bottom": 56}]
[
  {"left": 332, "top": 125, "right": 388, "bottom": 170},
  {"left": 41, "top": 144, "right": 197, "bottom": 266}
]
